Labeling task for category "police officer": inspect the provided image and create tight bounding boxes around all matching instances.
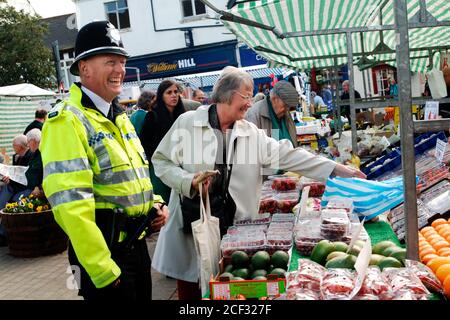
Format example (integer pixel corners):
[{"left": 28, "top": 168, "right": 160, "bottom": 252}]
[{"left": 40, "top": 21, "right": 169, "bottom": 301}]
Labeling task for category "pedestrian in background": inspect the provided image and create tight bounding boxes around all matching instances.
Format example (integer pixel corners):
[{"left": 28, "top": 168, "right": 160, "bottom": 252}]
[
  {"left": 140, "top": 79, "right": 186, "bottom": 203},
  {"left": 23, "top": 109, "right": 48, "bottom": 135},
  {"left": 130, "top": 90, "right": 156, "bottom": 134}
]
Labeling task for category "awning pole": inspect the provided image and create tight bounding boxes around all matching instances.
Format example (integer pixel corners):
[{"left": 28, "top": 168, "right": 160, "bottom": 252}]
[
  {"left": 394, "top": 0, "right": 419, "bottom": 260},
  {"left": 346, "top": 33, "right": 358, "bottom": 155}
]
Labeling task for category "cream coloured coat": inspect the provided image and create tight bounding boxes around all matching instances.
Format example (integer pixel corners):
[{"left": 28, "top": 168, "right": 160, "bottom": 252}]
[{"left": 151, "top": 105, "right": 336, "bottom": 282}]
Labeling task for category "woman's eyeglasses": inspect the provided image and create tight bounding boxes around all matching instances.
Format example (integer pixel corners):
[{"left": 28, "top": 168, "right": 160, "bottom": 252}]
[{"left": 234, "top": 91, "right": 253, "bottom": 101}]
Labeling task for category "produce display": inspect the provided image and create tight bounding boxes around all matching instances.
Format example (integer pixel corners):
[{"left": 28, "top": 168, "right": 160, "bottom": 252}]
[
  {"left": 270, "top": 176, "right": 299, "bottom": 192},
  {"left": 418, "top": 218, "right": 450, "bottom": 297},
  {"left": 218, "top": 250, "right": 289, "bottom": 281}
]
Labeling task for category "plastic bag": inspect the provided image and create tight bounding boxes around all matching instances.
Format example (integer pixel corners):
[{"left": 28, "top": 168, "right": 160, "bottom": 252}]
[
  {"left": 404, "top": 259, "right": 443, "bottom": 293},
  {"left": 427, "top": 68, "right": 448, "bottom": 99},
  {"left": 320, "top": 268, "right": 356, "bottom": 300}
]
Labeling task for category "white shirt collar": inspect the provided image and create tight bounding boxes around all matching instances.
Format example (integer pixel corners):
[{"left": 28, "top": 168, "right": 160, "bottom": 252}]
[{"left": 81, "top": 86, "right": 111, "bottom": 117}]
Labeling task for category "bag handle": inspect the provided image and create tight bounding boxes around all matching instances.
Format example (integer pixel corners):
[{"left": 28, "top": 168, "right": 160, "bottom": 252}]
[{"left": 198, "top": 182, "right": 212, "bottom": 222}]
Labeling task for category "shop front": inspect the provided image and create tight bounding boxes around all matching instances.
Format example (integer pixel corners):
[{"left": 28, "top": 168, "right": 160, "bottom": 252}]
[{"left": 124, "top": 40, "right": 238, "bottom": 82}]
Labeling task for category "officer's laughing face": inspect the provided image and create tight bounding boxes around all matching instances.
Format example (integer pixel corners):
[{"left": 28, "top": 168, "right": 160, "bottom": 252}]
[{"left": 79, "top": 54, "right": 126, "bottom": 102}]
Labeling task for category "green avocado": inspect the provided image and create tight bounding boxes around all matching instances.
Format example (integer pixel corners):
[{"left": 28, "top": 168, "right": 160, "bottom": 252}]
[
  {"left": 269, "top": 268, "right": 286, "bottom": 277},
  {"left": 232, "top": 268, "right": 250, "bottom": 280},
  {"left": 271, "top": 250, "right": 290, "bottom": 269},
  {"left": 381, "top": 246, "right": 402, "bottom": 257},
  {"left": 333, "top": 242, "right": 349, "bottom": 252},
  {"left": 251, "top": 269, "right": 268, "bottom": 279},
  {"left": 372, "top": 241, "right": 397, "bottom": 255},
  {"left": 231, "top": 251, "right": 250, "bottom": 268},
  {"left": 326, "top": 251, "right": 347, "bottom": 262},
  {"left": 224, "top": 264, "right": 234, "bottom": 273},
  {"left": 325, "top": 254, "right": 357, "bottom": 269},
  {"left": 377, "top": 257, "right": 402, "bottom": 270},
  {"left": 252, "top": 276, "right": 267, "bottom": 281},
  {"left": 369, "top": 254, "right": 385, "bottom": 266},
  {"left": 389, "top": 249, "right": 406, "bottom": 265},
  {"left": 311, "top": 240, "right": 335, "bottom": 265},
  {"left": 251, "top": 251, "right": 271, "bottom": 270}
]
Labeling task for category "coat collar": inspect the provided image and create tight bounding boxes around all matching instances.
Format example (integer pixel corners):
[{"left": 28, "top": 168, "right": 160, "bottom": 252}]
[{"left": 193, "top": 104, "right": 251, "bottom": 137}]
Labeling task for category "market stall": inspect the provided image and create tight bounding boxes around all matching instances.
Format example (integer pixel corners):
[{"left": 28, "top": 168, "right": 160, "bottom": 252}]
[{"left": 199, "top": 0, "right": 450, "bottom": 263}]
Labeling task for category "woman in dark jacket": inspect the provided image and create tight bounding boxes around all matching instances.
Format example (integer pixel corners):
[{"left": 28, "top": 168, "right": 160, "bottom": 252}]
[{"left": 139, "top": 80, "right": 186, "bottom": 202}]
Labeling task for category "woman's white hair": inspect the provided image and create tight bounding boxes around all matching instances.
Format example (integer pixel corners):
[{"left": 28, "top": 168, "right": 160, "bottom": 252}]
[
  {"left": 26, "top": 128, "right": 41, "bottom": 143},
  {"left": 211, "top": 67, "right": 254, "bottom": 104}
]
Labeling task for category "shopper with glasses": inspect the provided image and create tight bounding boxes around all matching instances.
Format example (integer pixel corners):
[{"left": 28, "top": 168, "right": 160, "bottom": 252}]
[
  {"left": 151, "top": 66, "right": 366, "bottom": 300},
  {"left": 140, "top": 80, "right": 186, "bottom": 203}
]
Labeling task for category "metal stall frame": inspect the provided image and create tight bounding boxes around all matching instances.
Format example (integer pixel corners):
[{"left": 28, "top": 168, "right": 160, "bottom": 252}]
[{"left": 201, "top": 0, "right": 450, "bottom": 260}]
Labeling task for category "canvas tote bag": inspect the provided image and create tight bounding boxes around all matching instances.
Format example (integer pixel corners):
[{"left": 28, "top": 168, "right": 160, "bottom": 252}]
[{"left": 191, "top": 182, "right": 221, "bottom": 296}]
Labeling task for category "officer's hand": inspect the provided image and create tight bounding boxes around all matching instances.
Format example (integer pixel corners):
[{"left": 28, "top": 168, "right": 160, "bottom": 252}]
[
  {"left": 151, "top": 203, "right": 169, "bottom": 232},
  {"left": 1, "top": 176, "right": 10, "bottom": 184}
]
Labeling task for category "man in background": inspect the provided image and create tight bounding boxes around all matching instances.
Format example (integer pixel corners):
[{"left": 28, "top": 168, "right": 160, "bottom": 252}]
[
  {"left": 23, "top": 109, "right": 48, "bottom": 134},
  {"left": 192, "top": 89, "right": 206, "bottom": 104},
  {"left": 246, "top": 80, "right": 299, "bottom": 147}
]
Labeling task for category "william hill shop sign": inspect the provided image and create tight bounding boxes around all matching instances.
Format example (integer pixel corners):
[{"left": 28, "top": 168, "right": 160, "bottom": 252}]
[
  {"left": 124, "top": 41, "right": 237, "bottom": 82},
  {"left": 147, "top": 58, "right": 197, "bottom": 73}
]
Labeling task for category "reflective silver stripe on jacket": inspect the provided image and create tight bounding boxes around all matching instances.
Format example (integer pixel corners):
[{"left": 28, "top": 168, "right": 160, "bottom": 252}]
[
  {"left": 95, "top": 190, "right": 153, "bottom": 208},
  {"left": 65, "top": 105, "right": 112, "bottom": 169},
  {"left": 47, "top": 188, "right": 94, "bottom": 207},
  {"left": 43, "top": 158, "right": 90, "bottom": 179},
  {"left": 122, "top": 132, "right": 139, "bottom": 140},
  {"left": 94, "top": 166, "right": 149, "bottom": 185}
]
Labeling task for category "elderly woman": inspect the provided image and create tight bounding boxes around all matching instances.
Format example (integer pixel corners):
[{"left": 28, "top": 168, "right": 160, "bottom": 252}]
[{"left": 151, "top": 67, "right": 365, "bottom": 300}]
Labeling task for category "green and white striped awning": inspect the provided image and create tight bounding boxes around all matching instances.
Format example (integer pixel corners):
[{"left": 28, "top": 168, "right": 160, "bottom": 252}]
[{"left": 220, "top": 0, "right": 450, "bottom": 72}]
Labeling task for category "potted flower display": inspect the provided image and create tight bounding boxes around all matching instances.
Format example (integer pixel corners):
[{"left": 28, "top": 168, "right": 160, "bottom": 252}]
[{"left": 0, "top": 194, "right": 68, "bottom": 258}]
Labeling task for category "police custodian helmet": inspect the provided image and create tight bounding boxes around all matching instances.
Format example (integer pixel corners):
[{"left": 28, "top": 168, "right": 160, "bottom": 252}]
[{"left": 70, "top": 21, "right": 130, "bottom": 76}]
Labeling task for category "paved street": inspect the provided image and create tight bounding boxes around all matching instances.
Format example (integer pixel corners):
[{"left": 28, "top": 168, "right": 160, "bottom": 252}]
[{"left": 0, "top": 233, "right": 178, "bottom": 300}]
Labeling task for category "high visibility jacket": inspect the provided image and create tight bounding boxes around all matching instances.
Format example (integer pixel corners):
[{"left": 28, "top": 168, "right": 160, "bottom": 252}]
[{"left": 41, "top": 84, "right": 163, "bottom": 288}]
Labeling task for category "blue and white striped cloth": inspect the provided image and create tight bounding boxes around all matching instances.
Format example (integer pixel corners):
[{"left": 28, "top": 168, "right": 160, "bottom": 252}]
[{"left": 321, "top": 176, "right": 418, "bottom": 220}]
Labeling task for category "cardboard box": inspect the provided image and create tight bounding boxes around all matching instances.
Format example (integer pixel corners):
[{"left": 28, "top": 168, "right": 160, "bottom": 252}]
[{"left": 209, "top": 258, "right": 286, "bottom": 300}]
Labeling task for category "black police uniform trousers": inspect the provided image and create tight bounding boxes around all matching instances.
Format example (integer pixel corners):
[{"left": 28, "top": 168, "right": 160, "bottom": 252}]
[{"left": 68, "top": 238, "right": 152, "bottom": 301}]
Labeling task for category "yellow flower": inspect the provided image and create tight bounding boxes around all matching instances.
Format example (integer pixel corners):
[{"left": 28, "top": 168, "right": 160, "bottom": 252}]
[
  {"left": 21, "top": 198, "right": 26, "bottom": 204},
  {"left": 28, "top": 203, "right": 33, "bottom": 209},
  {"left": 36, "top": 206, "right": 42, "bottom": 212},
  {"left": 5, "top": 203, "right": 11, "bottom": 210},
  {"left": 43, "top": 205, "right": 49, "bottom": 211}
]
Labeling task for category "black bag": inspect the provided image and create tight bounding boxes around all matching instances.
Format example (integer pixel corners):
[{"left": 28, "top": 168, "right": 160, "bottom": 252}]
[
  {"left": 181, "top": 141, "right": 237, "bottom": 235},
  {"left": 180, "top": 192, "right": 235, "bottom": 236}
]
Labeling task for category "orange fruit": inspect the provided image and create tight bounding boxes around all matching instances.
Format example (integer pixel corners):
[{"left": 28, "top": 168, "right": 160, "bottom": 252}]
[
  {"left": 433, "top": 240, "right": 450, "bottom": 251},
  {"left": 422, "top": 253, "right": 439, "bottom": 265},
  {"left": 429, "top": 236, "right": 446, "bottom": 246},
  {"left": 432, "top": 218, "right": 448, "bottom": 228},
  {"left": 441, "top": 251, "right": 450, "bottom": 257},
  {"left": 435, "top": 224, "right": 450, "bottom": 233},
  {"left": 437, "top": 247, "right": 450, "bottom": 256},
  {"left": 427, "top": 257, "right": 450, "bottom": 273},
  {"left": 423, "top": 229, "right": 438, "bottom": 238},
  {"left": 439, "top": 229, "right": 450, "bottom": 239},
  {"left": 436, "top": 264, "right": 450, "bottom": 284},
  {"left": 419, "top": 239, "right": 430, "bottom": 247},
  {"left": 444, "top": 275, "right": 450, "bottom": 298},
  {"left": 421, "top": 226, "right": 435, "bottom": 233},
  {"left": 420, "top": 247, "right": 437, "bottom": 259}
]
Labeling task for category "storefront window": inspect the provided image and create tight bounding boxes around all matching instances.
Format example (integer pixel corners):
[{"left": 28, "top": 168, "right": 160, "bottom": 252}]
[
  {"left": 104, "top": 0, "right": 131, "bottom": 30},
  {"left": 181, "top": 0, "right": 206, "bottom": 18}
]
